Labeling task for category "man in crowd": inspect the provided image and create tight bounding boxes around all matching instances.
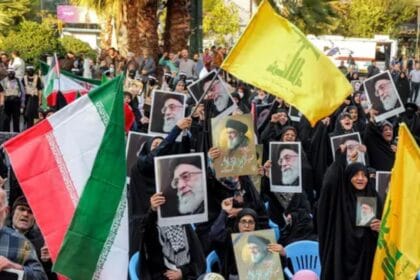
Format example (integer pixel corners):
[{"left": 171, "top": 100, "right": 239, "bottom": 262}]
[
  {"left": 170, "top": 156, "right": 205, "bottom": 215},
  {"left": 161, "top": 96, "right": 184, "bottom": 133},
  {"left": 10, "top": 196, "right": 57, "bottom": 279},
  {"left": 409, "top": 62, "right": 420, "bottom": 103},
  {"left": 225, "top": 119, "right": 249, "bottom": 153},
  {"left": 0, "top": 189, "right": 47, "bottom": 279},
  {"left": 0, "top": 68, "right": 25, "bottom": 132},
  {"left": 367, "top": 60, "right": 380, "bottom": 78},
  {"left": 23, "top": 66, "right": 42, "bottom": 128},
  {"left": 138, "top": 49, "right": 156, "bottom": 82},
  {"left": 8, "top": 51, "right": 25, "bottom": 80},
  {"left": 177, "top": 49, "right": 196, "bottom": 79}
]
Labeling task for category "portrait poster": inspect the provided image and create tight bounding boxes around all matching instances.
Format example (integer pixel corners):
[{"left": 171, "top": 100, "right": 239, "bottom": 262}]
[
  {"left": 363, "top": 71, "right": 405, "bottom": 122},
  {"left": 154, "top": 153, "right": 208, "bottom": 227},
  {"left": 250, "top": 144, "right": 264, "bottom": 193},
  {"left": 376, "top": 171, "right": 391, "bottom": 202},
  {"left": 148, "top": 90, "right": 186, "bottom": 137},
  {"left": 231, "top": 229, "right": 284, "bottom": 280},
  {"left": 330, "top": 132, "right": 365, "bottom": 164},
  {"left": 187, "top": 70, "right": 236, "bottom": 118},
  {"left": 211, "top": 114, "right": 258, "bottom": 178},
  {"left": 269, "top": 142, "right": 302, "bottom": 193},
  {"left": 288, "top": 106, "right": 302, "bottom": 122},
  {"left": 356, "top": 196, "right": 377, "bottom": 227},
  {"left": 125, "top": 131, "right": 153, "bottom": 178},
  {"left": 0, "top": 269, "right": 24, "bottom": 280},
  {"left": 351, "top": 79, "right": 362, "bottom": 92}
]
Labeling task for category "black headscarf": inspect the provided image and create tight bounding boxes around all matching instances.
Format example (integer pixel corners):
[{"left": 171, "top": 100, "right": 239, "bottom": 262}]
[
  {"left": 318, "top": 161, "right": 382, "bottom": 280},
  {"left": 363, "top": 121, "right": 395, "bottom": 171}
]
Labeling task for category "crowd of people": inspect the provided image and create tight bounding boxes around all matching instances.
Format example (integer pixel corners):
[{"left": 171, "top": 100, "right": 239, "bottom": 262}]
[{"left": 0, "top": 45, "right": 419, "bottom": 280}]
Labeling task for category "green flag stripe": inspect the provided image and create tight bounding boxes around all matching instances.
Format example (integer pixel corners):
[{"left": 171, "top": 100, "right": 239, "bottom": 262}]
[{"left": 53, "top": 76, "right": 126, "bottom": 279}]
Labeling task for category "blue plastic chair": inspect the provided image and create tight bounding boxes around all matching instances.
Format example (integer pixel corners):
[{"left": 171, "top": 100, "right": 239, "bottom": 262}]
[
  {"left": 284, "top": 240, "right": 321, "bottom": 279},
  {"left": 265, "top": 201, "right": 281, "bottom": 241},
  {"left": 206, "top": 250, "right": 221, "bottom": 273},
  {"left": 417, "top": 271, "right": 420, "bottom": 280},
  {"left": 129, "top": 252, "right": 140, "bottom": 280}
]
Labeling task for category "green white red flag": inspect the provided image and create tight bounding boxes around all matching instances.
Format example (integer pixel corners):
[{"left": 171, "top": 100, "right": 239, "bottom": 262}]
[{"left": 4, "top": 76, "right": 128, "bottom": 280}]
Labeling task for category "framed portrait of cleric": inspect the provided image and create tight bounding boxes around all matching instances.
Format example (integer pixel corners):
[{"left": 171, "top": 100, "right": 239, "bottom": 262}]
[
  {"left": 269, "top": 142, "right": 302, "bottom": 193},
  {"left": 363, "top": 71, "right": 405, "bottom": 122},
  {"left": 250, "top": 144, "right": 264, "bottom": 193},
  {"left": 356, "top": 196, "right": 377, "bottom": 227},
  {"left": 125, "top": 131, "right": 153, "bottom": 179},
  {"left": 330, "top": 132, "right": 365, "bottom": 164},
  {"left": 351, "top": 80, "right": 362, "bottom": 92},
  {"left": 154, "top": 153, "right": 208, "bottom": 227},
  {"left": 232, "top": 229, "right": 283, "bottom": 280},
  {"left": 211, "top": 114, "right": 258, "bottom": 178},
  {"left": 376, "top": 171, "right": 391, "bottom": 202},
  {"left": 288, "top": 106, "right": 302, "bottom": 122},
  {"left": 148, "top": 90, "right": 186, "bottom": 137},
  {"left": 187, "top": 70, "right": 236, "bottom": 117}
]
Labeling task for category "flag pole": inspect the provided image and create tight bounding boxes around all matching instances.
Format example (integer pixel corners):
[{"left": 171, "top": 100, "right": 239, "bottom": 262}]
[{"left": 189, "top": 68, "right": 221, "bottom": 117}]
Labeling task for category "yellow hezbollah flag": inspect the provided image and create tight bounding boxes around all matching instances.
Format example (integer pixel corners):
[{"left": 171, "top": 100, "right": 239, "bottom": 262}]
[
  {"left": 371, "top": 123, "right": 420, "bottom": 280},
  {"left": 221, "top": 0, "right": 352, "bottom": 126}
]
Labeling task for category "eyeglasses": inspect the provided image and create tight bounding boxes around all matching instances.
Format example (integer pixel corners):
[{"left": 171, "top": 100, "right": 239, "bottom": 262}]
[
  {"left": 161, "top": 104, "right": 183, "bottom": 114},
  {"left": 171, "top": 171, "right": 202, "bottom": 189},
  {"left": 239, "top": 219, "right": 255, "bottom": 226},
  {"left": 278, "top": 154, "right": 298, "bottom": 164}
]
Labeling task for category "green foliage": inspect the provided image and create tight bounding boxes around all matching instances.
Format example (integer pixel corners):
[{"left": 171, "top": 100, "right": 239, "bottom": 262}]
[
  {"left": 60, "top": 35, "right": 96, "bottom": 59},
  {"left": 0, "top": 21, "right": 61, "bottom": 64},
  {"left": 338, "top": 0, "right": 415, "bottom": 37},
  {"left": 203, "top": 0, "right": 240, "bottom": 45},
  {"left": 0, "top": 0, "right": 31, "bottom": 34}
]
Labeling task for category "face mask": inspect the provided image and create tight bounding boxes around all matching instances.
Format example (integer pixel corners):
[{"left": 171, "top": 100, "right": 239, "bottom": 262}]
[
  {"left": 27, "top": 70, "right": 35, "bottom": 76},
  {"left": 128, "top": 73, "right": 135, "bottom": 79},
  {"left": 8, "top": 73, "right": 15, "bottom": 79},
  {"left": 149, "top": 79, "right": 156, "bottom": 86}
]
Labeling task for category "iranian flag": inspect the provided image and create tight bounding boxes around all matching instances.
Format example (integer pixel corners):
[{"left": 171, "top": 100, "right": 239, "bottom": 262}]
[
  {"left": 42, "top": 57, "right": 90, "bottom": 107},
  {"left": 4, "top": 76, "right": 128, "bottom": 280}
]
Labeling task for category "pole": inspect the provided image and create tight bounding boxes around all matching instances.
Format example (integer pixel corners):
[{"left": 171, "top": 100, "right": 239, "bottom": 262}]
[
  {"left": 189, "top": 0, "right": 203, "bottom": 55},
  {"left": 417, "top": 6, "right": 420, "bottom": 60}
]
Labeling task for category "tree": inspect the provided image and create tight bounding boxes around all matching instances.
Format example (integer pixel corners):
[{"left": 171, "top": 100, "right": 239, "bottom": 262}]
[
  {"left": 203, "top": 0, "right": 240, "bottom": 45},
  {"left": 0, "top": 21, "right": 61, "bottom": 64},
  {"left": 252, "top": 0, "right": 337, "bottom": 35},
  {"left": 163, "top": 0, "right": 191, "bottom": 53},
  {"left": 60, "top": 35, "right": 96, "bottom": 59},
  {"left": 0, "top": 0, "right": 31, "bottom": 35},
  {"left": 339, "top": 0, "right": 415, "bottom": 37}
]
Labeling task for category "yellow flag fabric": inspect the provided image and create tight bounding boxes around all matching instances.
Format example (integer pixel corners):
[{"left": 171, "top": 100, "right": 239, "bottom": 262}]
[
  {"left": 220, "top": 0, "right": 352, "bottom": 126},
  {"left": 371, "top": 123, "right": 420, "bottom": 280}
]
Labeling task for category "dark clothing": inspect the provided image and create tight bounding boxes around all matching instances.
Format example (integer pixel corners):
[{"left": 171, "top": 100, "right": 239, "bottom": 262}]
[
  {"left": 367, "top": 65, "right": 380, "bottom": 78},
  {"left": 396, "top": 76, "right": 410, "bottom": 104},
  {"left": 138, "top": 210, "right": 205, "bottom": 280},
  {"left": 318, "top": 160, "right": 382, "bottom": 280},
  {"left": 363, "top": 122, "right": 395, "bottom": 171},
  {"left": 3, "top": 96, "right": 21, "bottom": 132},
  {"left": 261, "top": 176, "right": 316, "bottom": 245},
  {"left": 18, "top": 227, "right": 57, "bottom": 280},
  {"left": 128, "top": 126, "right": 190, "bottom": 257}
]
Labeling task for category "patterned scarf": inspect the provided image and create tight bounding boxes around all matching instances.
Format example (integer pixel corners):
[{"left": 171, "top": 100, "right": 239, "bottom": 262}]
[{"left": 158, "top": 225, "right": 190, "bottom": 269}]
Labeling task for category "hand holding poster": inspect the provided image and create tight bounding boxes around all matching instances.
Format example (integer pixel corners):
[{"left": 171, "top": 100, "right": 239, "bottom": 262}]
[
  {"left": 330, "top": 132, "right": 365, "bottom": 164},
  {"left": 231, "top": 229, "right": 284, "bottom": 280},
  {"left": 211, "top": 114, "right": 258, "bottom": 178},
  {"left": 148, "top": 90, "right": 186, "bottom": 137},
  {"left": 154, "top": 153, "right": 208, "bottom": 226},
  {"left": 363, "top": 71, "right": 405, "bottom": 122}
]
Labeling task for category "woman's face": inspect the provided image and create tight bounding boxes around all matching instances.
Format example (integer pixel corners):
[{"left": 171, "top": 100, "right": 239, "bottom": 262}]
[
  {"left": 238, "top": 214, "right": 256, "bottom": 233},
  {"left": 351, "top": 170, "right": 368, "bottom": 190}
]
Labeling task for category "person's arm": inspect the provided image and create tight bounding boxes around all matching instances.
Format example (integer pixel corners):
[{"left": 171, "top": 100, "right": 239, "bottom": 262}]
[
  {"left": 208, "top": 209, "right": 229, "bottom": 244},
  {"left": 19, "top": 240, "right": 48, "bottom": 280}
]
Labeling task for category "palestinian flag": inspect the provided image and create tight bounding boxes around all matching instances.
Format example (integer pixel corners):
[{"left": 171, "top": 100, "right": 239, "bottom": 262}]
[{"left": 4, "top": 76, "right": 128, "bottom": 280}]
